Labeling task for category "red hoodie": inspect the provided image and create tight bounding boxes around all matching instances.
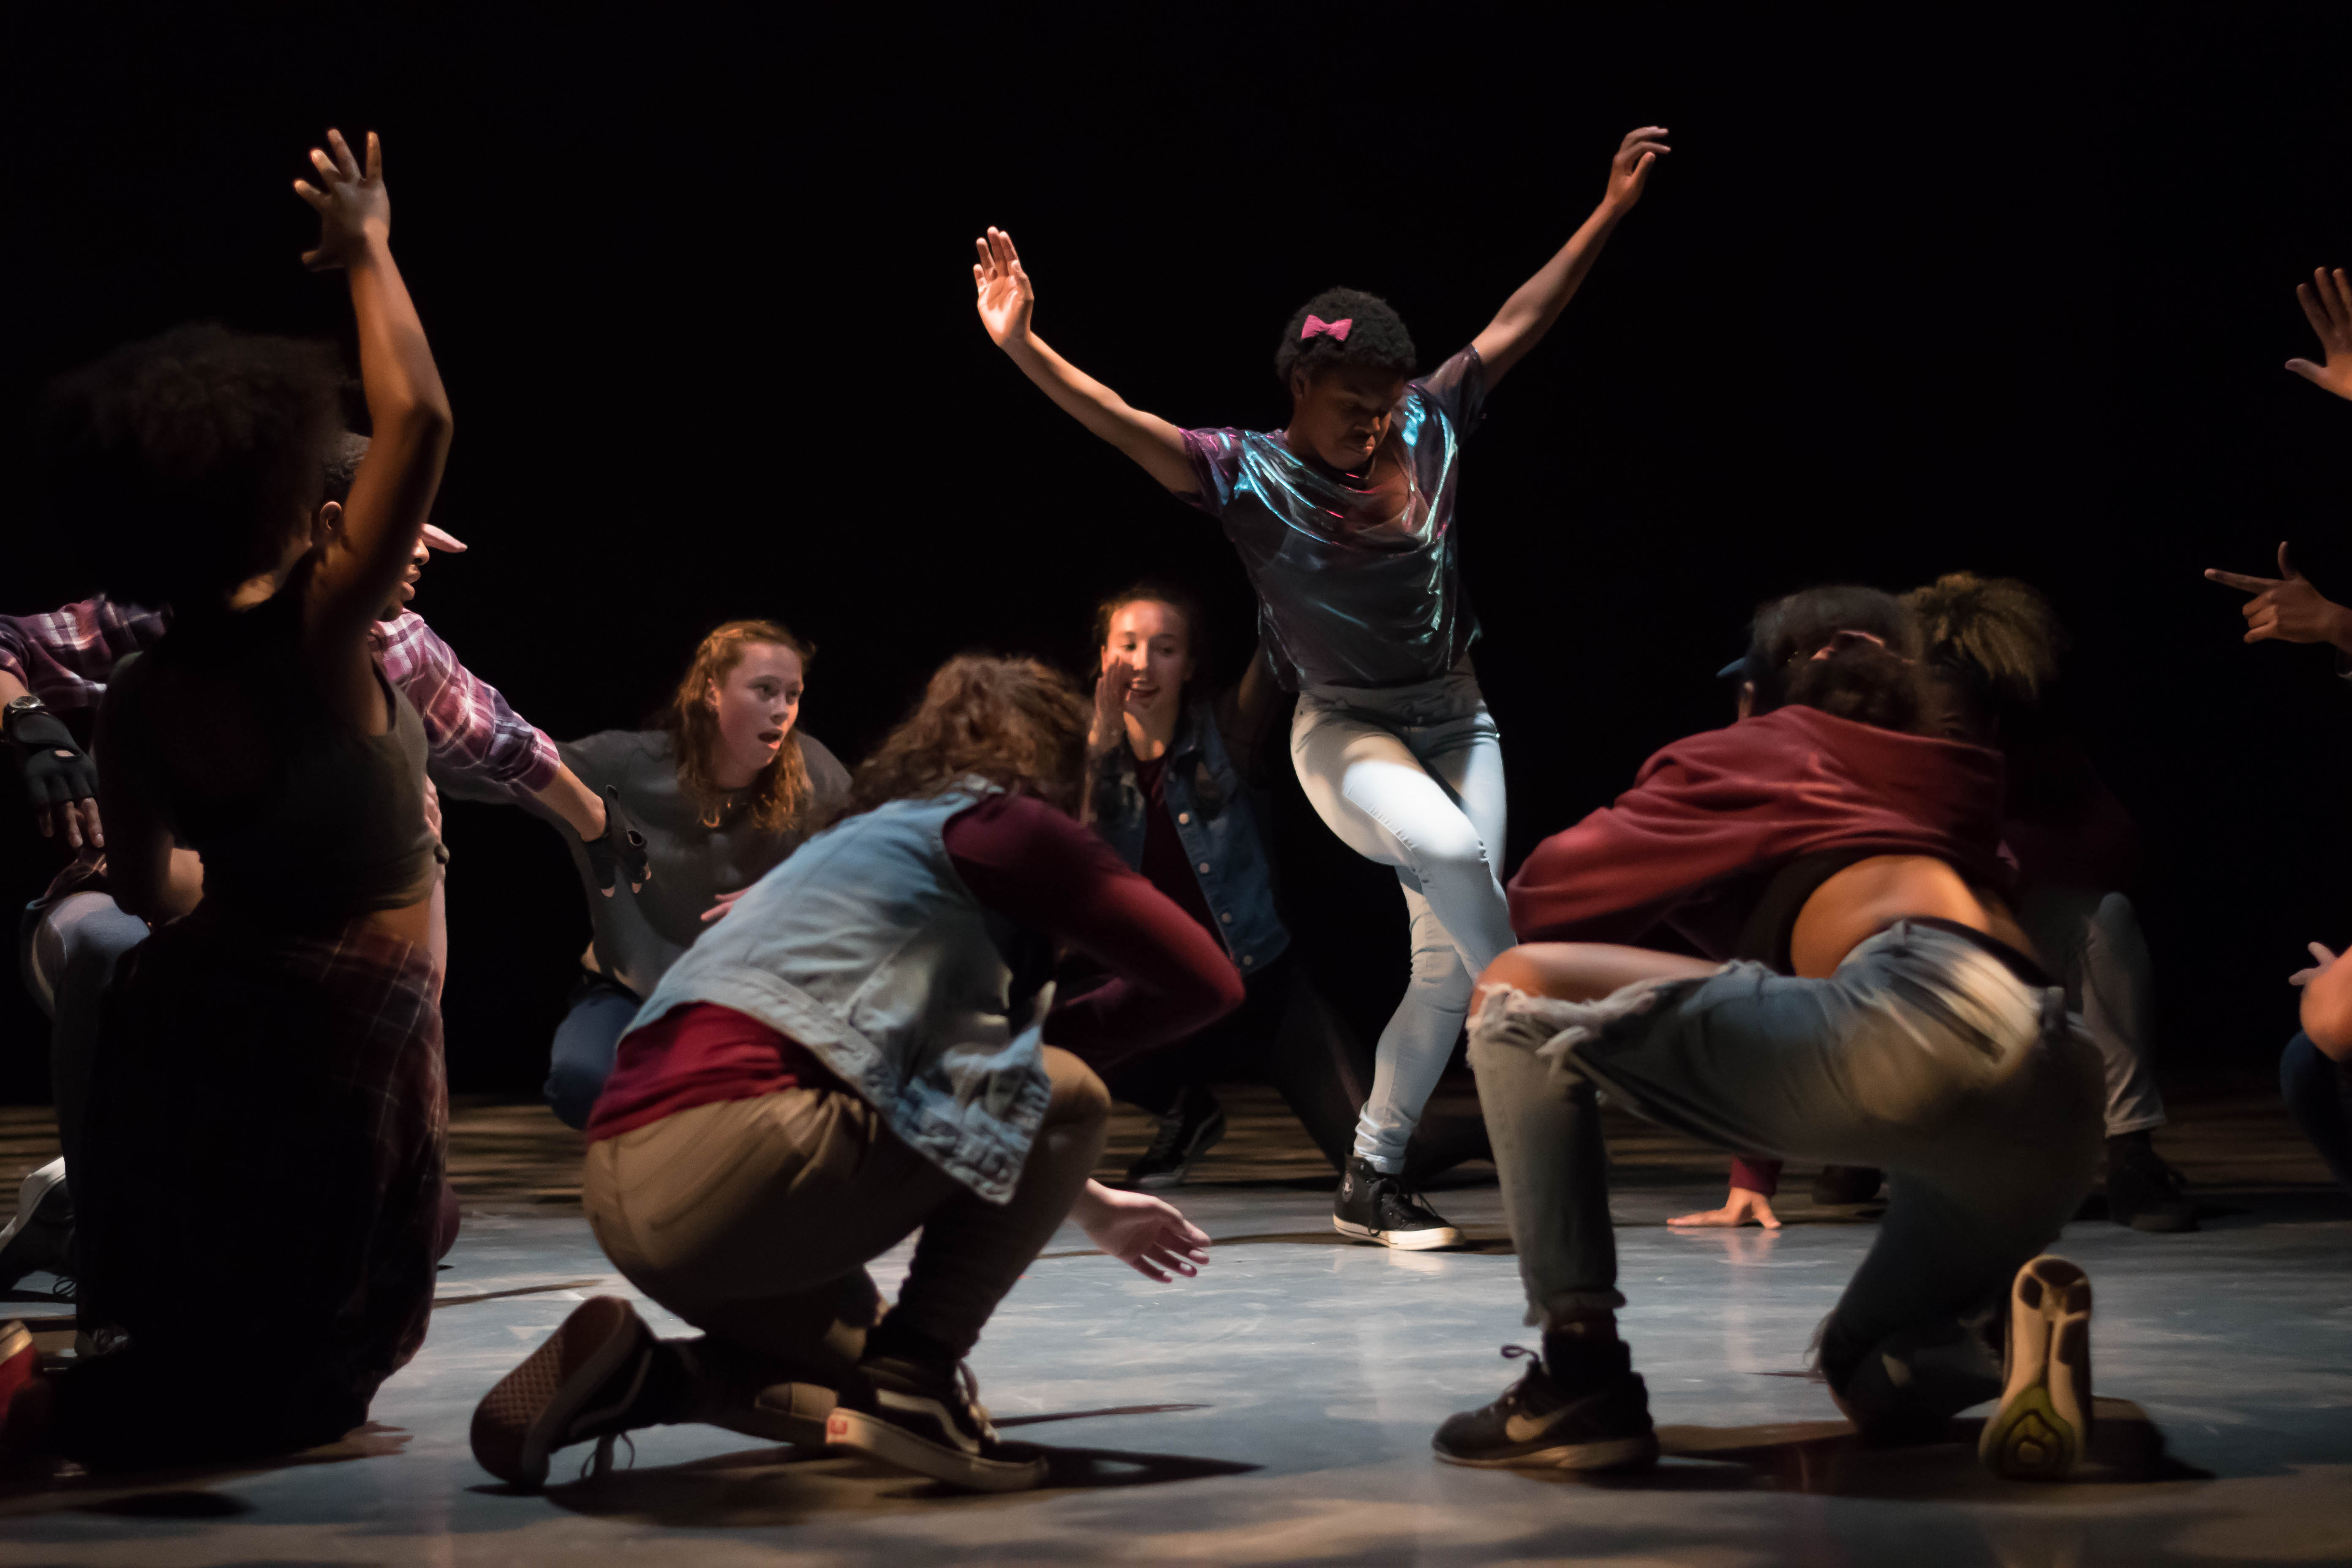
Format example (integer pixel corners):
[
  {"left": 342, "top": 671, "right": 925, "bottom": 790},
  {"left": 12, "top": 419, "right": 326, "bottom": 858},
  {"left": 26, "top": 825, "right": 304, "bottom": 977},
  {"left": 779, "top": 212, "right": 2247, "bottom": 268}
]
[{"left": 1508, "top": 705, "right": 2010, "bottom": 959}]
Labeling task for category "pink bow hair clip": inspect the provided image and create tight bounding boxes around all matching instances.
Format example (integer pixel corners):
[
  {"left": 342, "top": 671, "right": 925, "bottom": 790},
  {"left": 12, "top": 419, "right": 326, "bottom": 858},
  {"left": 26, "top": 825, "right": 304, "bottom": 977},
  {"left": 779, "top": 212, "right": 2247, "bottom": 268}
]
[{"left": 1301, "top": 315, "right": 1353, "bottom": 342}]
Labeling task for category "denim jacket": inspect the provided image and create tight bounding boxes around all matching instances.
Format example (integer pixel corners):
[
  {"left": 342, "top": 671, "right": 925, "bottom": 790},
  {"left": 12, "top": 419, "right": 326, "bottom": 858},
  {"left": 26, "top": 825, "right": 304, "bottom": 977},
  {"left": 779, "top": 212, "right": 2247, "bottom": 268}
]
[
  {"left": 1089, "top": 694, "right": 1290, "bottom": 975},
  {"left": 621, "top": 784, "right": 1050, "bottom": 1203}
]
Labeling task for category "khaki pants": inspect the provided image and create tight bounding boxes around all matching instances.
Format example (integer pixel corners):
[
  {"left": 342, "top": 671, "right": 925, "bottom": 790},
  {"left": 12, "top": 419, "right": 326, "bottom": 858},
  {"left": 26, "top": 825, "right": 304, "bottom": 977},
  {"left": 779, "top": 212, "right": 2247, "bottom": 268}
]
[{"left": 585, "top": 1045, "right": 1109, "bottom": 1373}]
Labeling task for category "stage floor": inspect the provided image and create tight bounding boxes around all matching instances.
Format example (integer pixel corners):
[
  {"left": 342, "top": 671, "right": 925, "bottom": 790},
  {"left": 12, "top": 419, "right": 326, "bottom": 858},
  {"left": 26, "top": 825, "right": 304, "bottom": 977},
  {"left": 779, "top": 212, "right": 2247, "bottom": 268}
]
[{"left": 1, "top": 1080, "right": 2347, "bottom": 1566}]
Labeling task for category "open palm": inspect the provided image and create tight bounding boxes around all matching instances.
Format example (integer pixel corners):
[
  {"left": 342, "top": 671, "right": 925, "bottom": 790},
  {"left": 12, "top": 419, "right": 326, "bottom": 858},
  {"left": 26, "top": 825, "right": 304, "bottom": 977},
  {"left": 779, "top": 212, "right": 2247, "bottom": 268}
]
[{"left": 972, "top": 226, "right": 1035, "bottom": 346}]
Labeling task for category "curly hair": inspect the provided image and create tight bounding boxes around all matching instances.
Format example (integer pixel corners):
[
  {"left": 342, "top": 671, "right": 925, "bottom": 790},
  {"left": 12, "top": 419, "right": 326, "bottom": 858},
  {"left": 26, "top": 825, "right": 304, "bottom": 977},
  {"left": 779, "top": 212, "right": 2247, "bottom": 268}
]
[
  {"left": 844, "top": 655, "right": 1091, "bottom": 820},
  {"left": 1902, "top": 571, "right": 2066, "bottom": 712},
  {"left": 1273, "top": 287, "right": 1417, "bottom": 387},
  {"left": 321, "top": 430, "right": 371, "bottom": 506},
  {"left": 46, "top": 323, "right": 347, "bottom": 609},
  {"left": 1739, "top": 584, "right": 1931, "bottom": 734},
  {"left": 663, "top": 619, "right": 817, "bottom": 835}
]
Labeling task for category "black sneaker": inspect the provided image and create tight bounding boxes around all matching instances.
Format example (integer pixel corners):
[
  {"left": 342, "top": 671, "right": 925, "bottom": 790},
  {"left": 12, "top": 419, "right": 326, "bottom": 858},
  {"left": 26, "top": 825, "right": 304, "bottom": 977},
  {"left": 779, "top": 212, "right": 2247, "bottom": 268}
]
[
  {"left": 825, "top": 1355, "right": 1048, "bottom": 1492},
  {"left": 2104, "top": 1134, "right": 2197, "bottom": 1233},
  {"left": 1125, "top": 1087, "right": 1227, "bottom": 1190},
  {"left": 1812, "top": 1165, "right": 1884, "bottom": 1204},
  {"left": 1433, "top": 1343, "right": 1658, "bottom": 1471},
  {"left": 1333, "top": 1157, "right": 1462, "bottom": 1250},
  {"left": 470, "top": 1296, "right": 665, "bottom": 1489},
  {"left": 0, "top": 1160, "right": 72, "bottom": 1290}
]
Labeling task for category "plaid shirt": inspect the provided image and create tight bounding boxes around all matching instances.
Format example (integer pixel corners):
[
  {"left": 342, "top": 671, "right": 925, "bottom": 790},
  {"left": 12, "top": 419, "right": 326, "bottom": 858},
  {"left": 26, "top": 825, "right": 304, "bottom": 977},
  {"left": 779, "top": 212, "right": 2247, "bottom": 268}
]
[{"left": 0, "top": 595, "right": 558, "bottom": 798}]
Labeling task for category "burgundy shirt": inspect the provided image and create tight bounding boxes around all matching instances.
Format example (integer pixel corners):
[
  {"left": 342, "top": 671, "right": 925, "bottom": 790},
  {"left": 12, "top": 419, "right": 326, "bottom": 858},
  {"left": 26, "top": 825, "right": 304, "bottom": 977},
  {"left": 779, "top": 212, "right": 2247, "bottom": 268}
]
[
  {"left": 588, "top": 793, "right": 1241, "bottom": 1140},
  {"left": 1132, "top": 753, "right": 1221, "bottom": 938}
]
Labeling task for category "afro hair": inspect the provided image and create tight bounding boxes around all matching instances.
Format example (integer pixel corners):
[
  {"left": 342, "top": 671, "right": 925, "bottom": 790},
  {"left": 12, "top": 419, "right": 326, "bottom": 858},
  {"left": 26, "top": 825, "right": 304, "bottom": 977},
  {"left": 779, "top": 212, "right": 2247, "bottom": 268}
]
[
  {"left": 46, "top": 322, "right": 346, "bottom": 609},
  {"left": 1273, "top": 287, "right": 1416, "bottom": 387}
]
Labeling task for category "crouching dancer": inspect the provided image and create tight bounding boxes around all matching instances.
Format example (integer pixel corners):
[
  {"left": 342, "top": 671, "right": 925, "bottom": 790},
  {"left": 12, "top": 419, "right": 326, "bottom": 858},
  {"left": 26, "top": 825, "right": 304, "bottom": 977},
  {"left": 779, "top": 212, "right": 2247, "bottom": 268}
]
[
  {"left": 471, "top": 655, "right": 1240, "bottom": 1493},
  {"left": 1435, "top": 587, "right": 2108, "bottom": 1481}
]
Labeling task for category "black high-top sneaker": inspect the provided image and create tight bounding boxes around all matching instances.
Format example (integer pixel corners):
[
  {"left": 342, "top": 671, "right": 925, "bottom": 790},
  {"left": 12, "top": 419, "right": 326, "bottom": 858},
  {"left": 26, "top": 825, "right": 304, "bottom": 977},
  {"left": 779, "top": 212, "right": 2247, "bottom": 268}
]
[
  {"left": 1432, "top": 1340, "right": 1658, "bottom": 1471},
  {"left": 1125, "top": 1085, "right": 1228, "bottom": 1190},
  {"left": 826, "top": 1354, "right": 1048, "bottom": 1492},
  {"left": 2103, "top": 1132, "right": 2197, "bottom": 1232},
  {"left": 470, "top": 1297, "right": 679, "bottom": 1488},
  {"left": 1332, "top": 1156, "right": 1462, "bottom": 1250}
]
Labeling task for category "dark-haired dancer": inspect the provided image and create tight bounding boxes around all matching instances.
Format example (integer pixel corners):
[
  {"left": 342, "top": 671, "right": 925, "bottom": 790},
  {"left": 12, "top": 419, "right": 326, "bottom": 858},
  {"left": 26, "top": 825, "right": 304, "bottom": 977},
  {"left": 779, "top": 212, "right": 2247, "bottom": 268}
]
[
  {"left": 538, "top": 618, "right": 851, "bottom": 1128},
  {"left": 1437, "top": 587, "right": 2105, "bottom": 1479},
  {"left": 975, "top": 127, "right": 1669, "bottom": 1247},
  {"left": 0, "top": 438, "right": 638, "bottom": 1291},
  {"left": 3, "top": 129, "right": 467, "bottom": 1467},
  {"left": 471, "top": 656, "right": 1233, "bottom": 1494}
]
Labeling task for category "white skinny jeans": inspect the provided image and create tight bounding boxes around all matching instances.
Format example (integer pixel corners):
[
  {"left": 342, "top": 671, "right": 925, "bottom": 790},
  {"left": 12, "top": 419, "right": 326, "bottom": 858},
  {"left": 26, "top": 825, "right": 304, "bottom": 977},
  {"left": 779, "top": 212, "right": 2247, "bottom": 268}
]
[{"left": 1290, "top": 662, "right": 1515, "bottom": 1171}]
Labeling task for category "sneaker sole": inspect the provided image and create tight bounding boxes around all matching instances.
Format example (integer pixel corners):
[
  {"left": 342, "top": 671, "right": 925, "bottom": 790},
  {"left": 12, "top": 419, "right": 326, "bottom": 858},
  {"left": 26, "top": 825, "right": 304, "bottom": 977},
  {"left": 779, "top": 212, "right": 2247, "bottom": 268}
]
[
  {"left": 471, "top": 1296, "right": 646, "bottom": 1488},
  {"left": 1434, "top": 1432, "right": 1660, "bottom": 1472},
  {"left": 1333, "top": 1217, "right": 1462, "bottom": 1251},
  {"left": 825, "top": 1407, "right": 1049, "bottom": 1492},
  {"left": 1981, "top": 1257, "right": 2092, "bottom": 1481}
]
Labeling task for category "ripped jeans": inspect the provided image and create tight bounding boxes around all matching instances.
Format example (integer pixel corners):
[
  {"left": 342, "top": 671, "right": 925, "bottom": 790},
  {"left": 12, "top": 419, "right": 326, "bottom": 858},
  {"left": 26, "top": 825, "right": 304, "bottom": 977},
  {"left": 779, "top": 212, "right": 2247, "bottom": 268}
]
[
  {"left": 1291, "top": 662, "right": 1515, "bottom": 1172},
  {"left": 1470, "top": 922, "right": 2102, "bottom": 1413}
]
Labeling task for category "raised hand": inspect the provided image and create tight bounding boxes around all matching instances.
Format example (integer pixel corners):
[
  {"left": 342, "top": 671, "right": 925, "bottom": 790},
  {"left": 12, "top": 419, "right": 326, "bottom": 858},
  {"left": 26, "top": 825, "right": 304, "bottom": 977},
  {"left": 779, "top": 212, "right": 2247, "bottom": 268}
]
[
  {"left": 2291, "top": 942, "right": 2338, "bottom": 988},
  {"left": 2287, "top": 267, "right": 2352, "bottom": 401},
  {"left": 1072, "top": 1180, "right": 1211, "bottom": 1282},
  {"left": 1602, "top": 125, "right": 1671, "bottom": 214},
  {"left": 293, "top": 128, "right": 389, "bottom": 272},
  {"left": 1666, "top": 1187, "right": 1782, "bottom": 1230},
  {"left": 2203, "top": 542, "right": 2352, "bottom": 648},
  {"left": 1089, "top": 660, "right": 1135, "bottom": 752},
  {"left": 972, "top": 227, "right": 1037, "bottom": 348}
]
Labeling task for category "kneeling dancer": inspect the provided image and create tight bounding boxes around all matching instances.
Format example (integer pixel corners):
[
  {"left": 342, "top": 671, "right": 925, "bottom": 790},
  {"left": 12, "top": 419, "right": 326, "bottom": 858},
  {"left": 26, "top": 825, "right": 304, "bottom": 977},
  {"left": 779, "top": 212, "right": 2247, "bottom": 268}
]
[
  {"left": 1437, "top": 587, "right": 2107, "bottom": 1480},
  {"left": 472, "top": 655, "right": 1239, "bottom": 1493}
]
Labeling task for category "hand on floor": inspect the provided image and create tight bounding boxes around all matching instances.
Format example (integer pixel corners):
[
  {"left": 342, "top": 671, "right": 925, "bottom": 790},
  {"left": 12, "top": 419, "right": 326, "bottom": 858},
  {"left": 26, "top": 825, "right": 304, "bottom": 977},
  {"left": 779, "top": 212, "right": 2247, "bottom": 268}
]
[
  {"left": 1073, "top": 1180, "right": 1211, "bottom": 1282},
  {"left": 1667, "top": 1187, "right": 1781, "bottom": 1229}
]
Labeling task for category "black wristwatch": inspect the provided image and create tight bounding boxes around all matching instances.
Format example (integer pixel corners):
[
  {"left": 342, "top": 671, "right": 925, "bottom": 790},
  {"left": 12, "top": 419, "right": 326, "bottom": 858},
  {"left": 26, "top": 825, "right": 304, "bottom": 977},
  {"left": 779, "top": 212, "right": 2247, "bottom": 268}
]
[{"left": 2, "top": 694, "right": 48, "bottom": 742}]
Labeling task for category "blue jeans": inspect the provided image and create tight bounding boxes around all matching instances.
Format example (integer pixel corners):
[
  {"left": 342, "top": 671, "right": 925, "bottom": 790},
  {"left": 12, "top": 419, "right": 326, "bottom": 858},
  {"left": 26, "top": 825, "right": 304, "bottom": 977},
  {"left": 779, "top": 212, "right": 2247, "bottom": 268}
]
[
  {"left": 1291, "top": 663, "right": 1513, "bottom": 1173},
  {"left": 545, "top": 976, "right": 643, "bottom": 1130},
  {"left": 1470, "top": 923, "right": 2103, "bottom": 1426},
  {"left": 22, "top": 888, "right": 151, "bottom": 1181},
  {"left": 2281, "top": 1031, "right": 2352, "bottom": 1194}
]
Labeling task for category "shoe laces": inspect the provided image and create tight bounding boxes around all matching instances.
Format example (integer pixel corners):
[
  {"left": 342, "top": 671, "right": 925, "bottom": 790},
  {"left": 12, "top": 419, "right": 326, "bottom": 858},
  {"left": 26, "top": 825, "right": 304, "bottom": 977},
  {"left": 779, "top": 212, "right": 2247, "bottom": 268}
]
[
  {"left": 580, "top": 1430, "right": 636, "bottom": 1483},
  {"left": 956, "top": 1361, "right": 999, "bottom": 1440}
]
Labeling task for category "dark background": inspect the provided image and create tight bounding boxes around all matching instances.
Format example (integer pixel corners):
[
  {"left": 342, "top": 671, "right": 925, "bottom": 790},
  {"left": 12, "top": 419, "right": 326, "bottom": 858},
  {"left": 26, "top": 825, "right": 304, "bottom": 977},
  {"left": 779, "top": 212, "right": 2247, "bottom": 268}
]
[{"left": 2, "top": 7, "right": 2347, "bottom": 1097}]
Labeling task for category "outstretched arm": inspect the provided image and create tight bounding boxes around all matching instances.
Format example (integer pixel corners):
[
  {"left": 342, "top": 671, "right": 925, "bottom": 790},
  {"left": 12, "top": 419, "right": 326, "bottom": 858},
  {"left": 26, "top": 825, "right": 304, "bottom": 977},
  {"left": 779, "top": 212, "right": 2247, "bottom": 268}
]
[
  {"left": 974, "top": 228, "right": 1197, "bottom": 495},
  {"left": 1470, "top": 127, "right": 1670, "bottom": 388},
  {"left": 2204, "top": 542, "right": 2352, "bottom": 652},
  {"left": 294, "top": 130, "right": 455, "bottom": 710},
  {"left": 2287, "top": 267, "right": 2352, "bottom": 402}
]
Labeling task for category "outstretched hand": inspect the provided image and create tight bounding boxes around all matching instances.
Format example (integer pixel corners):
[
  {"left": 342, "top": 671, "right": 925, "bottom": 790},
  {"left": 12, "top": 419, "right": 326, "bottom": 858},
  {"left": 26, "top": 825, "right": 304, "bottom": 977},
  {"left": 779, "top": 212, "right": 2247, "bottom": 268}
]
[
  {"left": 972, "top": 227, "right": 1037, "bottom": 348},
  {"left": 1602, "top": 126, "right": 1671, "bottom": 214},
  {"left": 1667, "top": 1187, "right": 1782, "bottom": 1230},
  {"left": 2288, "top": 267, "right": 2352, "bottom": 401},
  {"left": 2291, "top": 942, "right": 2338, "bottom": 988},
  {"left": 1073, "top": 1180, "right": 1211, "bottom": 1282},
  {"left": 2204, "top": 542, "right": 2352, "bottom": 648},
  {"left": 293, "top": 129, "right": 388, "bottom": 272}
]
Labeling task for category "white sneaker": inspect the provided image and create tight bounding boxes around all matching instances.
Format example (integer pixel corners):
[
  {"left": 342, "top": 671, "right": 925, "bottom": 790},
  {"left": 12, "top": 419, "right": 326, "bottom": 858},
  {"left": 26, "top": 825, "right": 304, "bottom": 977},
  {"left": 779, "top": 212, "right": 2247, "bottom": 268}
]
[
  {"left": 1979, "top": 1254, "right": 2093, "bottom": 1480},
  {"left": 0, "top": 1158, "right": 71, "bottom": 1288}
]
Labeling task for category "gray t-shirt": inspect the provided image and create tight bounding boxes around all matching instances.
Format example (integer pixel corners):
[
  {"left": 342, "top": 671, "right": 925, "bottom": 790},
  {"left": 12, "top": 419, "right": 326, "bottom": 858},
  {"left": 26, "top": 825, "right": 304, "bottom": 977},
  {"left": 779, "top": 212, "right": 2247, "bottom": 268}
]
[{"left": 557, "top": 727, "right": 851, "bottom": 996}]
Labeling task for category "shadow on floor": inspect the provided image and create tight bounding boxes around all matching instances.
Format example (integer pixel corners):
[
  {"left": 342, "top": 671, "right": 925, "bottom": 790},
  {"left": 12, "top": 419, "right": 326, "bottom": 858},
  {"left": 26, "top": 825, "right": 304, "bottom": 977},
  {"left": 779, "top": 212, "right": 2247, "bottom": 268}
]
[
  {"left": 506, "top": 1435, "right": 1261, "bottom": 1526},
  {"left": 1596, "top": 1399, "right": 2211, "bottom": 1501},
  {"left": 0, "top": 1421, "right": 414, "bottom": 1519}
]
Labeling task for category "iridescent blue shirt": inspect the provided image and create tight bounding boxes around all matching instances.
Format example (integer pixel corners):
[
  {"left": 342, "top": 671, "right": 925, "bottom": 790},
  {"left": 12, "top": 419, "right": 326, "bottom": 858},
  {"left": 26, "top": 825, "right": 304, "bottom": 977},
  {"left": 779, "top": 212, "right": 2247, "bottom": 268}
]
[{"left": 1182, "top": 345, "right": 1486, "bottom": 692}]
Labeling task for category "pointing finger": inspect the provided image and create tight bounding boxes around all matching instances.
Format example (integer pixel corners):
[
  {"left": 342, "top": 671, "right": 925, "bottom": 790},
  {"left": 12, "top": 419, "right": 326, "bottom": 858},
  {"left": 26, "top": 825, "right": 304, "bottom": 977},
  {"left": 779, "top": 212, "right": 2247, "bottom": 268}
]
[{"left": 2205, "top": 569, "right": 2280, "bottom": 593}]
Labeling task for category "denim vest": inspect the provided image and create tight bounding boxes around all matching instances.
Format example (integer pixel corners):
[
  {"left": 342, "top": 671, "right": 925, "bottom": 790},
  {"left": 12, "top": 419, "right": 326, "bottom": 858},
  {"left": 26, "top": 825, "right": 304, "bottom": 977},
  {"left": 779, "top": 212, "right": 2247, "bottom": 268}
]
[
  {"left": 622, "top": 785, "right": 1049, "bottom": 1203},
  {"left": 1089, "top": 696, "right": 1290, "bottom": 975}
]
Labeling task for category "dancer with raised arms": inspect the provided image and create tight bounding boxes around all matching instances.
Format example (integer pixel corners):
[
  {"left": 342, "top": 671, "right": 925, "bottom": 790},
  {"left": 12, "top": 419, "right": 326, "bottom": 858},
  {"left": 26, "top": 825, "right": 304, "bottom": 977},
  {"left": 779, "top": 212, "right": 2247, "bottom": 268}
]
[{"left": 975, "top": 125, "right": 1669, "bottom": 1247}]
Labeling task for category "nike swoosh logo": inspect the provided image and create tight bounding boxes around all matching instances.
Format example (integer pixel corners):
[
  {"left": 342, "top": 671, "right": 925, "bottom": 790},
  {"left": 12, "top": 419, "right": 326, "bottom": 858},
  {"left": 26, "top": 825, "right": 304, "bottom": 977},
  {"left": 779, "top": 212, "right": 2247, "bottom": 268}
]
[{"left": 1504, "top": 1409, "right": 1564, "bottom": 1443}]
